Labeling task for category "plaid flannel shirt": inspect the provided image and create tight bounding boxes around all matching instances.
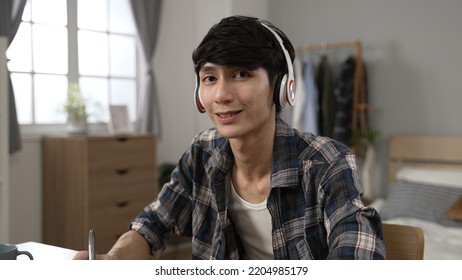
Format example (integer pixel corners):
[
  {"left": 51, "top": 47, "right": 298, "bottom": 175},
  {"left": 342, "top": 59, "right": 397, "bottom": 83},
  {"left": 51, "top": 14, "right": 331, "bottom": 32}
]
[{"left": 131, "top": 116, "right": 386, "bottom": 259}]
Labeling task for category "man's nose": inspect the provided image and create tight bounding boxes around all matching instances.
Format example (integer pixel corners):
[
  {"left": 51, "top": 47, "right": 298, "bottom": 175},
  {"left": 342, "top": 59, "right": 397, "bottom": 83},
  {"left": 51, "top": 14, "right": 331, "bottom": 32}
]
[{"left": 214, "top": 79, "right": 234, "bottom": 104}]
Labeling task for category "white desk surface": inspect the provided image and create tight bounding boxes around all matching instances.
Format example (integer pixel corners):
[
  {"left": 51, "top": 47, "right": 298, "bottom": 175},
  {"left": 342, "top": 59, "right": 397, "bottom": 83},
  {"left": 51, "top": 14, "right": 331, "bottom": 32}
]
[{"left": 17, "top": 241, "right": 77, "bottom": 260}]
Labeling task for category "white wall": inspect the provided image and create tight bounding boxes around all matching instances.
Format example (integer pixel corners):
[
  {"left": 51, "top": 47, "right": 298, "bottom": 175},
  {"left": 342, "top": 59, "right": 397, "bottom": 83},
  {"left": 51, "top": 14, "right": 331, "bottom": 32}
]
[
  {"left": 8, "top": 0, "right": 462, "bottom": 243},
  {"left": 9, "top": 137, "right": 42, "bottom": 242}
]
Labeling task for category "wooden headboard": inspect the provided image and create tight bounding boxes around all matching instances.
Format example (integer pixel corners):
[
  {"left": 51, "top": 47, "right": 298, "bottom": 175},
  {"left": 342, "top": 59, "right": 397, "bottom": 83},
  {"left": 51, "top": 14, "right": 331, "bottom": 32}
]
[{"left": 388, "top": 134, "right": 462, "bottom": 182}]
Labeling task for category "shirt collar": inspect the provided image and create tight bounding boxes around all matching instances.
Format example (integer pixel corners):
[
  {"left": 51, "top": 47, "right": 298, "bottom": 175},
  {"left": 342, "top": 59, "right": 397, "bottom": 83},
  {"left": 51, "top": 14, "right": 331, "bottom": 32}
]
[{"left": 270, "top": 116, "right": 300, "bottom": 189}]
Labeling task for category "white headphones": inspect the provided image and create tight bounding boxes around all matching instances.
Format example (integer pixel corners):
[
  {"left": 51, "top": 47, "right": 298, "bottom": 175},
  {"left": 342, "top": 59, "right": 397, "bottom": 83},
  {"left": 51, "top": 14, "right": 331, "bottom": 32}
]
[{"left": 194, "top": 21, "right": 296, "bottom": 113}]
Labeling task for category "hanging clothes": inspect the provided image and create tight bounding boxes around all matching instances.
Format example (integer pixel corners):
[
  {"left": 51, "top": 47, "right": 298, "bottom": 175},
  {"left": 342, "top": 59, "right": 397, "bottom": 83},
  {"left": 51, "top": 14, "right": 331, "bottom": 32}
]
[
  {"left": 302, "top": 58, "right": 319, "bottom": 135},
  {"left": 315, "top": 55, "right": 335, "bottom": 138},
  {"left": 293, "top": 41, "right": 373, "bottom": 159},
  {"left": 333, "top": 56, "right": 355, "bottom": 147}
]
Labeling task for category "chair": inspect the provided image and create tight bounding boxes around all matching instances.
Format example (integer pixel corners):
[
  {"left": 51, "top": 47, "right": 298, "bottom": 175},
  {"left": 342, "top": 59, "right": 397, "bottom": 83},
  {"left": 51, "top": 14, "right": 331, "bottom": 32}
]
[{"left": 382, "top": 223, "right": 425, "bottom": 260}]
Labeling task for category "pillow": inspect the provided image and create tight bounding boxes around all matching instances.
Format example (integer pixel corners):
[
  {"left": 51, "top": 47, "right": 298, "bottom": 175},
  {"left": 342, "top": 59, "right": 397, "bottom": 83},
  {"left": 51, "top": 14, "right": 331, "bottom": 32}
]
[
  {"left": 396, "top": 167, "right": 462, "bottom": 189},
  {"left": 446, "top": 195, "right": 462, "bottom": 221},
  {"left": 380, "top": 180, "right": 462, "bottom": 227}
]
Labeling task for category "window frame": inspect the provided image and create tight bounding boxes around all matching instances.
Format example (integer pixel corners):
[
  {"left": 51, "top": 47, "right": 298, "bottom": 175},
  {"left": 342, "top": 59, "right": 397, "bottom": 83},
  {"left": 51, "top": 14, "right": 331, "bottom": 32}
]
[{"left": 9, "top": 0, "right": 139, "bottom": 135}]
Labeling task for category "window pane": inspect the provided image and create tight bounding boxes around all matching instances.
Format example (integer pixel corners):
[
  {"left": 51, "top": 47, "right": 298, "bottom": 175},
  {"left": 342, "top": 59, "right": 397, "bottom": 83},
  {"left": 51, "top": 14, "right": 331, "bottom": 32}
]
[
  {"left": 110, "top": 35, "right": 136, "bottom": 77},
  {"left": 7, "top": 23, "right": 32, "bottom": 72},
  {"left": 78, "top": 0, "right": 108, "bottom": 31},
  {"left": 109, "top": 0, "right": 135, "bottom": 34},
  {"left": 22, "top": 0, "right": 31, "bottom": 21},
  {"left": 10, "top": 73, "right": 33, "bottom": 124},
  {"left": 33, "top": 24, "right": 68, "bottom": 74},
  {"left": 34, "top": 74, "right": 67, "bottom": 123},
  {"left": 31, "top": 0, "right": 67, "bottom": 26},
  {"left": 80, "top": 77, "right": 109, "bottom": 122},
  {"left": 78, "top": 30, "right": 109, "bottom": 76},
  {"left": 110, "top": 79, "right": 136, "bottom": 121}
]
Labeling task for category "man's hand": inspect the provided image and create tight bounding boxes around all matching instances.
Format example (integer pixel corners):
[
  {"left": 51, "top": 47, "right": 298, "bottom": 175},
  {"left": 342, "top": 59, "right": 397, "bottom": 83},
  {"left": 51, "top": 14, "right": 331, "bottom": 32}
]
[{"left": 72, "top": 230, "right": 151, "bottom": 260}]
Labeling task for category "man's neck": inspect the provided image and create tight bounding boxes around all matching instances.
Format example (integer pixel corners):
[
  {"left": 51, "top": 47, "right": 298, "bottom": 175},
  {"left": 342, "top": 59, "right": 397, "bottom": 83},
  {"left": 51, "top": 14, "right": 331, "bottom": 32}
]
[{"left": 229, "top": 118, "right": 275, "bottom": 203}]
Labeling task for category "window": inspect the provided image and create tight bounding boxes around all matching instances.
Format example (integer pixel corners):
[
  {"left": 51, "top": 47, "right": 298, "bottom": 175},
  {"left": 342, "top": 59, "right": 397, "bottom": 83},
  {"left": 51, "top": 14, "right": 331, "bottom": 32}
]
[{"left": 7, "top": 0, "right": 138, "bottom": 127}]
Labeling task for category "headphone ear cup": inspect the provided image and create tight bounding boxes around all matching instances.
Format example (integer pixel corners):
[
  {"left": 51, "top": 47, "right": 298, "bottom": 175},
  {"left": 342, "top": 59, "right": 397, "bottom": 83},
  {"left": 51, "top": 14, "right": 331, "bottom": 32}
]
[
  {"left": 274, "top": 74, "right": 288, "bottom": 109},
  {"left": 194, "top": 74, "right": 206, "bottom": 113}
]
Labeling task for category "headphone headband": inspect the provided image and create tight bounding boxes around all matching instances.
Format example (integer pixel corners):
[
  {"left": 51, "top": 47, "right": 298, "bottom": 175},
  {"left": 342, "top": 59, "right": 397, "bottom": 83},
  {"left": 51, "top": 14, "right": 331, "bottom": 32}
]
[{"left": 259, "top": 22, "right": 296, "bottom": 107}]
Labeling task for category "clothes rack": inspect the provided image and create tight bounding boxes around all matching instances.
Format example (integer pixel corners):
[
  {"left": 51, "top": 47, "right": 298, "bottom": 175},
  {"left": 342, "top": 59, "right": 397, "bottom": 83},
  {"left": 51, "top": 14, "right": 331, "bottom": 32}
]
[
  {"left": 295, "top": 40, "right": 358, "bottom": 53},
  {"left": 295, "top": 40, "right": 371, "bottom": 150}
]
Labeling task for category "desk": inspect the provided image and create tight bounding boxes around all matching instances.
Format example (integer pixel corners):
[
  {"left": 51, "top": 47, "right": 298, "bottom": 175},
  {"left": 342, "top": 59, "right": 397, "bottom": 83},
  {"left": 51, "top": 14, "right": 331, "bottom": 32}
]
[{"left": 17, "top": 242, "right": 77, "bottom": 260}]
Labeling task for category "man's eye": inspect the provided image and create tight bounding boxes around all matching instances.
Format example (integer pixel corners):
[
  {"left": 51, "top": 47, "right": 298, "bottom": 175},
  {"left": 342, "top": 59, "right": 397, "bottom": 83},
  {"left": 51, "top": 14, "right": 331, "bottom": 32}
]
[
  {"left": 202, "top": 76, "right": 216, "bottom": 82},
  {"left": 235, "top": 71, "right": 249, "bottom": 78}
]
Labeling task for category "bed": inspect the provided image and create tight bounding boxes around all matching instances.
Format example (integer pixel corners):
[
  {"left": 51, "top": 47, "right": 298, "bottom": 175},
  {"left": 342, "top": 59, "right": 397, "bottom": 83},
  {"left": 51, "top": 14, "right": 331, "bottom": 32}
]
[{"left": 370, "top": 134, "right": 462, "bottom": 260}]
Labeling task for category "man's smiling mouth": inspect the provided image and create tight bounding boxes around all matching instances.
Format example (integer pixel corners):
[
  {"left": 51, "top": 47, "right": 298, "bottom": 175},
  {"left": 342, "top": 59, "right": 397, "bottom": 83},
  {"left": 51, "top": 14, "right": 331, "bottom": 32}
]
[{"left": 216, "top": 111, "right": 241, "bottom": 118}]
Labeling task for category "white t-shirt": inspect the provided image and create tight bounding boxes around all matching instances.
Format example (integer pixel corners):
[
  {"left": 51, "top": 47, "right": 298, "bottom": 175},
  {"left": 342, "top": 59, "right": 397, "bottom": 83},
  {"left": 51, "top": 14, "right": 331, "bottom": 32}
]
[{"left": 228, "top": 182, "right": 274, "bottom": 259}]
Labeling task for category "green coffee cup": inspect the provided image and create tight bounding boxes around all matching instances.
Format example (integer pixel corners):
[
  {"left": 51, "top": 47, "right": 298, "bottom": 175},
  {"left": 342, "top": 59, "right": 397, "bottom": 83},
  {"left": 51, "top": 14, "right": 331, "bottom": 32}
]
[{"left": 0, "top": 244, "right": 33, "bottom": 260}]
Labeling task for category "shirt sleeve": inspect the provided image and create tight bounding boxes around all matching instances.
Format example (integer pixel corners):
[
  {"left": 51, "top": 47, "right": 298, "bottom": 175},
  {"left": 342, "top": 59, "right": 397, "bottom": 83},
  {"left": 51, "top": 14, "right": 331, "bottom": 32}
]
[
  {"left": 130, "top": 149, "right": 194, "bottom": 256},
  {"left": 320, "top": 153, "right": 387, "bottom": 259}
]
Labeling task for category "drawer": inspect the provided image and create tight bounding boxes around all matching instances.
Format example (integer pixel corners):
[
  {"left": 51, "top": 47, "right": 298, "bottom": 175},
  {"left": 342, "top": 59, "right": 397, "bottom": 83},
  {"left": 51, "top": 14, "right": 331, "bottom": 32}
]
[
  {"left": 89, "top": 186, "right": 155, "bottom": 210},
  {"left": 89, "top": 199, "right": 149, "bottom": 252},
  {"left": 88, "top": 136, "right": 155, "bottom": 171},
  {"left": 88, "top": 167, "right": 157, "bottom": 205}
]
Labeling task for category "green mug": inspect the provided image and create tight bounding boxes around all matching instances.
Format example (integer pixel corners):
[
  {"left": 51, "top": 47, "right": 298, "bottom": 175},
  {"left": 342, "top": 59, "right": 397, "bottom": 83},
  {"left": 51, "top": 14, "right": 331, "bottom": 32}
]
[{"left": 0, "top": 244, "right": 33, "bottom": 260}]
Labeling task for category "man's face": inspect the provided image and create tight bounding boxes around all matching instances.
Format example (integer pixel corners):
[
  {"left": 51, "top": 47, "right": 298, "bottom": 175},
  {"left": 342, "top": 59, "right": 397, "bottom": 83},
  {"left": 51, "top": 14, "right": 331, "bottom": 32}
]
[{"left": 198, "top": 63, "right": 275, "bottom": 140}]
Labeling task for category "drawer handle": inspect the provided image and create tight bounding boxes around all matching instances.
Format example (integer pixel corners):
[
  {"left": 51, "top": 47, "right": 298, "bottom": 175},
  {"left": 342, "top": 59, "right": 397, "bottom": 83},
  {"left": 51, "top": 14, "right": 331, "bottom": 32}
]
[
  {"left": 115, "top": 168, "right": 130, "bottom": 175},
  {"left": 116, "top": 136, "right": 128, "bottom": 142},
  {"left": 115, "top": 201, "right": 129, "bottom": 208}
]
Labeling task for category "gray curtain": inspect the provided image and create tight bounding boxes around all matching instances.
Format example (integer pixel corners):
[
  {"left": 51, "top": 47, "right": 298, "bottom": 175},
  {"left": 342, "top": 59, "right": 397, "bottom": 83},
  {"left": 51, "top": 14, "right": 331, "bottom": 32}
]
[
  {"left": 130, "top": 0, "right": 163, "bottom": 136},
  {"left": 0, "top": 0, "right": 26, "bottom": 154}
]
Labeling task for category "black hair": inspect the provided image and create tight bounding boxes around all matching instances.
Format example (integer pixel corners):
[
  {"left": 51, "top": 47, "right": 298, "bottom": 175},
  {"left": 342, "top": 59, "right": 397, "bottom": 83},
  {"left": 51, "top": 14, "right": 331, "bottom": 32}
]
[{"left": 192, "top": 15, "right": 295, "bottom": 113}]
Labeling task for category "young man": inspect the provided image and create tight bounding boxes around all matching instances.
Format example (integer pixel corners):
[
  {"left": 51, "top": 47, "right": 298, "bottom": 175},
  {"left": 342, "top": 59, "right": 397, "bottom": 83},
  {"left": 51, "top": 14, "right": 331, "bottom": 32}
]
[{"left": 74, "top": 15, "right": 386, "bottom": 260}]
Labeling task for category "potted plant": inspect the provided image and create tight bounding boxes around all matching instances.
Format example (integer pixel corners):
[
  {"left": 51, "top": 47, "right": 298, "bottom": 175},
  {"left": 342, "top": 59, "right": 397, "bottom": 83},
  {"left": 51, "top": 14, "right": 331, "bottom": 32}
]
[
  {"left": 64, "top": 83, "right": 88, "bottom": 134},
  {"left": 353, "top": 128, "right": 380, "bottom": 158}
]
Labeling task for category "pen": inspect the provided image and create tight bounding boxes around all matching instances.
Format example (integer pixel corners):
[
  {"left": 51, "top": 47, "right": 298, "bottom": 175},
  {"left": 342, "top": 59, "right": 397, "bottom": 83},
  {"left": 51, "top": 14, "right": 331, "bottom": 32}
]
[{"left": 88, "top": 229, "right": 96, "bottom": 260}]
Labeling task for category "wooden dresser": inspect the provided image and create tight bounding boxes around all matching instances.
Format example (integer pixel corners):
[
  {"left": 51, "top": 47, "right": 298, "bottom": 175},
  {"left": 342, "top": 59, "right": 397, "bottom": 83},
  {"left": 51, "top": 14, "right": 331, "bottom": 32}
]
[{"left": 42, "top": 134, "right": 158, "bottom": 253}]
